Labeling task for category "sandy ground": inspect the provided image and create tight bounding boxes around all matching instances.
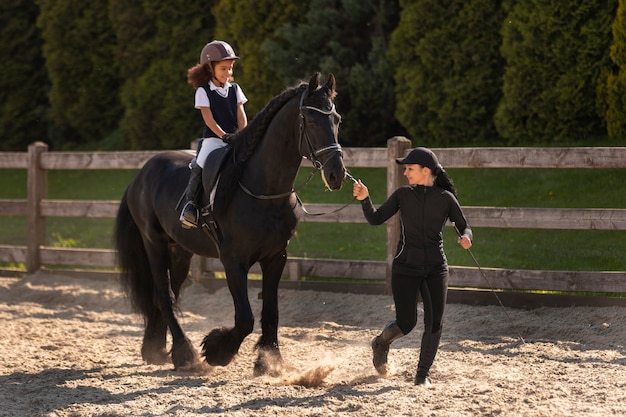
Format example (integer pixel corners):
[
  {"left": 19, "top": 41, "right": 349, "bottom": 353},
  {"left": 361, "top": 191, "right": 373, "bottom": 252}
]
[{"left": 0, "top": 272, "right": 624, "bottom": 417}]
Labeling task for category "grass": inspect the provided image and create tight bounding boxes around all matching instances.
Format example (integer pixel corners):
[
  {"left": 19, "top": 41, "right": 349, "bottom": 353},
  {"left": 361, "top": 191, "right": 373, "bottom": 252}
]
[
  {"left": 0, "top": 169, "right": 137, "bottom": 249},
  {"left": 1, "top": 166, "right": 625, "bottom": 271}
]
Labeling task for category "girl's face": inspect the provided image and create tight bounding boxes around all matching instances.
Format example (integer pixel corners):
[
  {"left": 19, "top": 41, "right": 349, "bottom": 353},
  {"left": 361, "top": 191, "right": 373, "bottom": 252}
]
[
  {"left": 403, "top": 164, "right": 432, "bottom": 186},
  {"left": 212, "top": 59, "right": 235, "bottom": 86}
]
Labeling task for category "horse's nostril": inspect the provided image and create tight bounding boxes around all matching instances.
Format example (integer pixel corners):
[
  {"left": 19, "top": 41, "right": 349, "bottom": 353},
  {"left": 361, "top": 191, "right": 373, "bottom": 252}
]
[{"left": 329, "top": 173, "right": 343, "bottom": 190}]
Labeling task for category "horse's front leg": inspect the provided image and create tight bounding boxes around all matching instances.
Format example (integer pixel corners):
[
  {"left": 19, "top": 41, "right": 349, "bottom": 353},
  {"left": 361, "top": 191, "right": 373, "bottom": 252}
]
[
  {"left": 201, "top": 261, "right": 254, "bottom": 366},
  {"left": 253, "top": 251, "right": 287, "bottom": 377}
]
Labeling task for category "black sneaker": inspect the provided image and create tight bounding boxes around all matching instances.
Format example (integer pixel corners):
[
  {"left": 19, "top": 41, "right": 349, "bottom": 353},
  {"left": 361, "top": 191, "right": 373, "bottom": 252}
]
[
  {"left": 414, "top": 375, "right": 432, "bottom": 387},
  {"left": 371, "top": 336, "right": 390, "bottom": 375}
]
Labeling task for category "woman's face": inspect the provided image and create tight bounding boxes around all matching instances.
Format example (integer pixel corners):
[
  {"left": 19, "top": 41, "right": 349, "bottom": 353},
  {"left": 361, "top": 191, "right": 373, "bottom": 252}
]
[
  {"left": 403, "top": 164, "right": 432, "bottom": 186},
  {"left": 212, "top": 59, "right": 235, "bottom": 86}
]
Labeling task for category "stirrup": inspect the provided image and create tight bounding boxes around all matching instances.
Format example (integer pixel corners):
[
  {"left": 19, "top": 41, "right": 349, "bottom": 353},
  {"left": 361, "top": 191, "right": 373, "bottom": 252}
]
[{"left": 180, "top": 202, "right": 198, "bottom": 229}]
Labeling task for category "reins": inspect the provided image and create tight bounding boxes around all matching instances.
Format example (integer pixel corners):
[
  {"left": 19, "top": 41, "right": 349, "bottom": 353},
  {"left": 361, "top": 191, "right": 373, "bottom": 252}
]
[
  {"left": 295, "top": 171, "right": 358, "bottom": 216},
  {"left": 238, "top": 168, "right": 318, "bottom": 200}
]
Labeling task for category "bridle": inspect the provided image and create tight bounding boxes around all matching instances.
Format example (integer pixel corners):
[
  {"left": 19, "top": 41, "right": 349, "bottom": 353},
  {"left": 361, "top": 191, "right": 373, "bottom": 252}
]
[
  {"left": 298, "top": 89, "right": 343, "bottom": 169},
  {"left": 239, "top": 89, "right": 343, "bottom": 200}
]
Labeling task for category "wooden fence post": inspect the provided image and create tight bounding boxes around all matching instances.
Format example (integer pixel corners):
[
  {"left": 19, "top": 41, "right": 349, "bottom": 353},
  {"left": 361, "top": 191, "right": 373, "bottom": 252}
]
[
  {"left": 26, "top": 142, "right": 48, "bottom": 273},
  {"left": 385, "top": 137, "right": 412, "bottom": 293}
]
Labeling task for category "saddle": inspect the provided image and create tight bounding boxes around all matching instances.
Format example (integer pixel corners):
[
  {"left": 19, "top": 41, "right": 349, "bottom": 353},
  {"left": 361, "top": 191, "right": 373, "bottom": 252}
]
[
  {"left": 201, "top": 144, "right": 232, "bottom": 200},
  {"left": 198, "top": 144, "right": 232, "bottom": 248}
]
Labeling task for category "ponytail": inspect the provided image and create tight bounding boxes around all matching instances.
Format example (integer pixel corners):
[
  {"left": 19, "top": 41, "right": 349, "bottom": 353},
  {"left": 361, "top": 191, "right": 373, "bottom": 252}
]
[{"left": 433, "top": 167, "right": 457, "bottom": 198}]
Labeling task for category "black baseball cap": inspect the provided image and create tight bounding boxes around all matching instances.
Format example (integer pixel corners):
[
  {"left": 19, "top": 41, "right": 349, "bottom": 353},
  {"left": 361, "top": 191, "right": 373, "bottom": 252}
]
[{"left": 396, "top": 147, "right": 442, "bottom": 172}]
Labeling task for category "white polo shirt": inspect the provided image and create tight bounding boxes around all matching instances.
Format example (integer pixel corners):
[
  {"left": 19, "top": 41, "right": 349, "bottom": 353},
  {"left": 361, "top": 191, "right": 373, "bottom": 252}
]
[{"left": 195, "top": 80, "right": 248, "bottom": 108}]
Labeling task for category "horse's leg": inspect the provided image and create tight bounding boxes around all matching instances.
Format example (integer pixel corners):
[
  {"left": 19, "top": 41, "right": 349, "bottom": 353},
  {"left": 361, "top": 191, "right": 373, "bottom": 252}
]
[
  {"left": 201, "top": 260, "right": 254, "bottom": 366},
  {"left": 253, "top": 251, "right": 287, "bottom": 377},
  {"left": 141, "top": 306, "right": 170, "bottom": 365},
  {"left": 140, "top": 246, "right": 192, "bottom": 365},
  {"left": 167, "top": 243, "right": 201, "bottom": 369},
  {"left": 143, "top": 239, "right": 198, "bottom": 370}
]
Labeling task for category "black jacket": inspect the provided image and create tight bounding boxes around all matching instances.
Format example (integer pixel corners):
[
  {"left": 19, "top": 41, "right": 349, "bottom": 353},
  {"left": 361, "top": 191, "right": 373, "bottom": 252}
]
[{"left": 360, "top": 185, "right": 472, "bottom": 269}]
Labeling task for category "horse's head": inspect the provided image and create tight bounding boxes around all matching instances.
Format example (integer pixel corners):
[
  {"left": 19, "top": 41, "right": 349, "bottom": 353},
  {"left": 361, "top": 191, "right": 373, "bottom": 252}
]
[{"left": 299, "top": 73, "right": 346, "bottom": 190}]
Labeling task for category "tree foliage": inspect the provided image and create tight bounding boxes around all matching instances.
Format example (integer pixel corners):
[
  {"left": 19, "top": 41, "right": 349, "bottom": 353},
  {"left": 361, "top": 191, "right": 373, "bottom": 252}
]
[
  {"left": 37, "top": 0, "right": 123, "bottom": 150},
  {"left": 602, "top": 0, "right": 626, "bottom": 139},
  {"left": 212, "top": 0, "right": 307, "bottom": 117},
  {"left": 496, "top": 0, "right": 618, "bottom": 144},
  {"left": 111, "top": 0, "right": 215, "bottom": 149},
  {"left": 0, "top": 0, "right": 48, "bottom": 151},
  {"left": 389, "top": 0, "right": 506, "bottom": 147},
  {"left": 264, "top": 0, "right": 403, "bottom": 147},
  {"left": 3, "top": 0, "right": 626, "bottom": 151}
]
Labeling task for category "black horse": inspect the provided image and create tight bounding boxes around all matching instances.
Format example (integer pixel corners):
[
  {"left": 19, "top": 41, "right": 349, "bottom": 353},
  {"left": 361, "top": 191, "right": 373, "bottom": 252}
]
[{"left": 114, "top": 73, "right": 345, "bottom": 375}]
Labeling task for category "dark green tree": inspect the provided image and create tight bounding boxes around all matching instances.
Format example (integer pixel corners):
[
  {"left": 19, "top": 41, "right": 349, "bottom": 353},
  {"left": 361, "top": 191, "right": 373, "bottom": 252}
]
[
  {"left": 389, "top": 0, "right": 506, "bottom": 147},
  {"left": 0, "top": 0, "right": 48, "bottom": 151},
  {"left": 601, "top": 0, "right": 626, "bottom": 139},
  {"left": 212, "top": 0, "right": 308, "bottom": 117},
  {"left": 496, "top": 0, "right": 618, "bottom": 144},
  {"left": 111, "top": 0, "right": 215, "bottom": 150},
  {"left": 37, "top": 0, "right": 122, "bottom": 150},
  {"left": 265, "top": 0, "right": 402, "bottom": 147}
]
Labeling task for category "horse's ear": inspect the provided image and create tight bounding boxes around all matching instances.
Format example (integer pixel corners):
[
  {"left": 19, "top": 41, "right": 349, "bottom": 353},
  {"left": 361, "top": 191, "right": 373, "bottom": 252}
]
[
  {"left": 325, "top": 73, "right": 336, "bottom": 93},
  {"left": 308, "top": 72, "right": 320, "bottom": 95}
]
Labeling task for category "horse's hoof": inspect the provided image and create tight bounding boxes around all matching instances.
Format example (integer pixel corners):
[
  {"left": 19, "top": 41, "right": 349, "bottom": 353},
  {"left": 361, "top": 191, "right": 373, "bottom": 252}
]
[
  {"left": 172, "top": 338, "right": 199, "bottom": 370},
  {"left": 203, "top": 351, "right": 235, "bottom": 367},
  {"left": 177, "top": 359, "right": 211, "bottom": 374},
  {"left": 253, "top": 349, "right": 283, "bottom": 377},
  {"left": 201, "top": 327, "right": 238, "bottom": 366},
  {"left": 141, "top": 347, "right": 171, "bottom": 365},
  {"left": 253, "top": 360, "right": 281, "bottom": 377}
]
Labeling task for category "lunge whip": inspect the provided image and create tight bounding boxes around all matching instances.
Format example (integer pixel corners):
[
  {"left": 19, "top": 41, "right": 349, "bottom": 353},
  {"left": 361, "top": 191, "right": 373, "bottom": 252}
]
[{"left": 452, "top": 223, "right": 526, "bottom": 344}]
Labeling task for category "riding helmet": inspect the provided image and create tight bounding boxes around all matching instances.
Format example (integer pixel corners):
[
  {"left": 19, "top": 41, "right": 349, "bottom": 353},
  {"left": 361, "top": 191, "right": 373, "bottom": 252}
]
[{"left": 200, "top": 40, "right": 239, "bottom": 65}]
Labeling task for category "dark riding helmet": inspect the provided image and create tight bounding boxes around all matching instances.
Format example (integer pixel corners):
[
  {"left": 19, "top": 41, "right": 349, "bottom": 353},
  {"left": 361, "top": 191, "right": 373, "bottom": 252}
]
[{"left": 200, "top": 40, "right": 239, "bottom": 66}]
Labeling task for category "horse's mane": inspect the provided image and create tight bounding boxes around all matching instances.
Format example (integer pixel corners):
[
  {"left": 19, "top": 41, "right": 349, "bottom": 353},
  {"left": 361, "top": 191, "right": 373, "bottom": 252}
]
[
  {"left": 233, "top": 82, "right": 308, "bottom": 163},
  {"left": 214, "top": 81, "right": 309, "bottom": 212}
]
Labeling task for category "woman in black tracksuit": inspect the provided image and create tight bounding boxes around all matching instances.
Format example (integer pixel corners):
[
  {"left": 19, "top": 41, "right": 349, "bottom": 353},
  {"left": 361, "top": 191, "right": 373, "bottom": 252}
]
[{"left": 353, "top": 147, "right": 472, "bottom": 386}]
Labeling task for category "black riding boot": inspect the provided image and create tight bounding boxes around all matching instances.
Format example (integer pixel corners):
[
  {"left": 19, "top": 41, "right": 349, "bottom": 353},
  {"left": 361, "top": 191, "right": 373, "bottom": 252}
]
[
  {"left": 371, "top": 321, "right": 404, "bottom": 375},
  {"left": 414, "top": 328, "right": 442, "bottom": 386},
  {"left": 179, "top": 161, "right": 203, "bottom": 229}
]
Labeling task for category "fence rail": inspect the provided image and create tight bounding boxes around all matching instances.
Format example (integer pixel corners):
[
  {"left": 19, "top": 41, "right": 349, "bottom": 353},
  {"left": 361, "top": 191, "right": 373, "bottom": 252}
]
[{"left": 1, "top": 140, "right": 625, "bottom": 307}]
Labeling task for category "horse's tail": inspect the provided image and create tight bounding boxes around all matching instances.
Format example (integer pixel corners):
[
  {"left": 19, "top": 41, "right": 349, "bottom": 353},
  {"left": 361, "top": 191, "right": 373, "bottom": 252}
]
[{"left": 114, "top": 190, "right": 156, "bottom": 319}]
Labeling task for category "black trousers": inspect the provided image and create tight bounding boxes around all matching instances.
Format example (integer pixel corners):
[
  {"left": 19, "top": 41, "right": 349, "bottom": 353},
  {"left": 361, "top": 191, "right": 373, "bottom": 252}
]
[{"left": 391, "top": 264, "right": 449, "bottom": 335}]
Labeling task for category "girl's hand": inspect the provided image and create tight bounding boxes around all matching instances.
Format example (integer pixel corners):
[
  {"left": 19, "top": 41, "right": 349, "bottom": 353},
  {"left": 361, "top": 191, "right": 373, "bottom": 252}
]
[
  {"left": 352, "top": 179, "right": 369, "bottom": 201},
  {"left": 457, "top": 235, "right": 472, "bottom": 250}
]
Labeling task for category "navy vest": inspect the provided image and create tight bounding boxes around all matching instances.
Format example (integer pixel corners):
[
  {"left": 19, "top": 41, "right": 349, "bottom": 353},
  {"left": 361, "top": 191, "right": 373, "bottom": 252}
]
[{"left": 200, "top": 83, "right": 239, "bottom": 138}]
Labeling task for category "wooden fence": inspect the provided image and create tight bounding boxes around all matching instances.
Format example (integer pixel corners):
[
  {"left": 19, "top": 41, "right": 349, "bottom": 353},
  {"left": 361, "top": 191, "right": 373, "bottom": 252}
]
[{"left": 1, "top": 139, "right": 625, "bottom": 307}]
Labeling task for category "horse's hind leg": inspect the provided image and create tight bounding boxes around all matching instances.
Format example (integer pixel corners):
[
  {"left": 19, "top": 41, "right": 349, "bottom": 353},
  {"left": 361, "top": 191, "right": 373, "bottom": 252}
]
[
  {"left": 253, "top": 251, "right": 287, "bottom": 376},
  {"left": 143, "top": 240, "right": 199, "bottom": 369},
  {"left": 167, "top": 244, "right": 201, "bottom": 369},
  {"left": 141, "top": 307, "right": 169, "bottom": 365}
]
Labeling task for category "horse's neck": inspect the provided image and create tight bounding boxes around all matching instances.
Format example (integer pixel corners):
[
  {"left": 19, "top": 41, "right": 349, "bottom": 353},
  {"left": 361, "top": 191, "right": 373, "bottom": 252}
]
[{"left": 243, "top": 103, "right": 302, "bottom": 194}]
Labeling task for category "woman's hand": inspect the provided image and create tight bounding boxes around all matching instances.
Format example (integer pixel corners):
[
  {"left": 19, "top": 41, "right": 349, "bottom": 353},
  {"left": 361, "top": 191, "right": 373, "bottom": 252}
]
[
  {"left": 457, "top": 235, "right": 472, "bottom": 250},
  {"left": 352, "top": 179, "right": 369, "bottom": 201}
]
